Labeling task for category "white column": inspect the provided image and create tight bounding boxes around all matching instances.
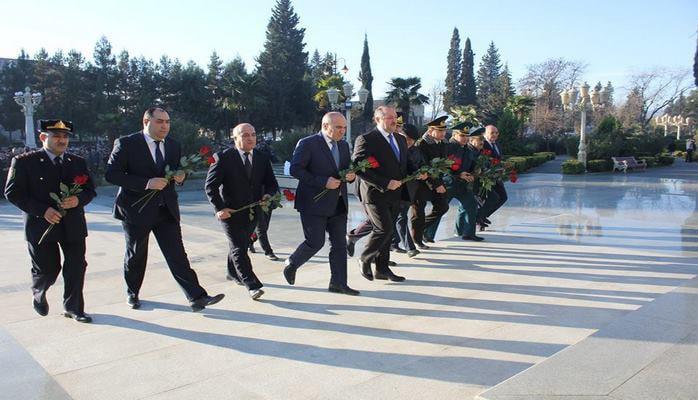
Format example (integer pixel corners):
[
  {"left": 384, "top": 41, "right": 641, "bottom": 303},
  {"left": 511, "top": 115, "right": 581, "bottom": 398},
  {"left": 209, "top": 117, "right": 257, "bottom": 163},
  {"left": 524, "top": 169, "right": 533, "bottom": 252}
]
[
  {"left": 578, "top": 105, "right": 587, "bottom": 167},
  {"left": 345, "top": 107, "right": 352, "bottom": 149}
]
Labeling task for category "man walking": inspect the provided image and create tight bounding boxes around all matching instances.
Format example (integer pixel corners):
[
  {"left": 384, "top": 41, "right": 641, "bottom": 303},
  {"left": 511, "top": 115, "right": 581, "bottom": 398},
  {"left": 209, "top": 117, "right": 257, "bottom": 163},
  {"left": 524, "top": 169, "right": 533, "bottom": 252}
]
[
  {"left": 105, "top": 107, "right": 224, "bottom": 311},
  {"left": 283, "top": 112, "right": 359, "bottom": 295}
]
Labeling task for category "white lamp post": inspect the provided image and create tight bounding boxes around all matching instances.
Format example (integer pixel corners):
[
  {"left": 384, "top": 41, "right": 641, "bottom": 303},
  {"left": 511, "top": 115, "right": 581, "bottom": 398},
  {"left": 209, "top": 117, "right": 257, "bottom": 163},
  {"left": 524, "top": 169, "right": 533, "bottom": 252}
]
[
  {"left": 13, "top": 86, "right": 42, "bottom": 148},
  {"left": 561, "top": 82, "right": 607, "bottom": 168}
]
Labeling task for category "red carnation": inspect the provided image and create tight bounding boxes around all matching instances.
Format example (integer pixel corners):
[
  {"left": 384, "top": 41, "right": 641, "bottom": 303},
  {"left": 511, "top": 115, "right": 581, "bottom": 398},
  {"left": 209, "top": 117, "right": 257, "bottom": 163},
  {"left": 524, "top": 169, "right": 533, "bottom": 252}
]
[
  {"left": 510, "top": 174, "right": 518, "bottom": 183},
  {"left": 207, "top": 156, "right": 216, "bottom": 165},
  {"left": 73, "top": 175, "right": 89, "bottom": 186},
  {"left": 492, "top": 158, "right": 501, "bottom": 166},
  {"left": 367, "top": 156, "right": 380, "bottom": 169},
  {"left": 283, "top": 189, "right": 296, "bottom": 201},
  {"left": 482, "top": 149, "right": 492, "bottom": 156},
  {"left": 199, "top": 146, "right": 212, "bottom": 156}
]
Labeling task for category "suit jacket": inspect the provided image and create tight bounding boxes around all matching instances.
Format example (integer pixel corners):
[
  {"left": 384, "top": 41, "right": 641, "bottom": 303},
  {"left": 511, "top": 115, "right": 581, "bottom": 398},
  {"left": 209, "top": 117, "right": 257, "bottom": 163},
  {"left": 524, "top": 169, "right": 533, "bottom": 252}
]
[
  {"left": 5, "top": 149, "right": 96, "bottom": 243},
  {"left": 205, "top": 147, "right": 279, "bottom": 225},
  {"left": 291, "top": 132, "right": 350, "bottom": 216},
  {"left": 105, "top": 131, "right": 183, "bottom": 226},
  {"left": 483, "top": 140, "right": 503, "bottom": 160},
  {"left": 352, "top": 128, "right": 412, "bottom": 205}
]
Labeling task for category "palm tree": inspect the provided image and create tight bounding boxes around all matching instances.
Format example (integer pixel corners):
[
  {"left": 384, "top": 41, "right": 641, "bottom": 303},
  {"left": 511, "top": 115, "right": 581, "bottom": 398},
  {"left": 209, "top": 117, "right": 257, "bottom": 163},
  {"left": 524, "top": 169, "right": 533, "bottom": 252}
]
[
  {"left": 385, "top": 77, "right": 429, "bottom": 122},
  {"left": 505, "top": 95, "right": 535, "bottom": 137},
  {"left": 313, "top": 74, "right": 347, "bottom": 111}
]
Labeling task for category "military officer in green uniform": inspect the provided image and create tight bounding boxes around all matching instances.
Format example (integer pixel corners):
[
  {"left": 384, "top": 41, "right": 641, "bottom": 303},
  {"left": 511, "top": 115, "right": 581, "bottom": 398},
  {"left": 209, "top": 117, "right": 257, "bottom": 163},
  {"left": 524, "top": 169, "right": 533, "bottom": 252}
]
[{"left": 444, "top": 123, "right": 485, "bottom": 241}]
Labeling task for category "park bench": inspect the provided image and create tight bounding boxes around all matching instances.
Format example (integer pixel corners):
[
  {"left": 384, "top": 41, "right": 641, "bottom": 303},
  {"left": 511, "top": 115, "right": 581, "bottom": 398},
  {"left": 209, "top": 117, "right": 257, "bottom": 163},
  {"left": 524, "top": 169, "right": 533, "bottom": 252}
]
[{"left": 612, "top": 156, "right": 647, "bottom": 173}]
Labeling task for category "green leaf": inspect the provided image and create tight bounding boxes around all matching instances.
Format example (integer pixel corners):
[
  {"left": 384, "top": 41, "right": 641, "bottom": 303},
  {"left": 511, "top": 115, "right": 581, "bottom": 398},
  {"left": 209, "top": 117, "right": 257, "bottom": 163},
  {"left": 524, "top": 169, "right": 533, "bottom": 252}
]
[
  {"left": 180, "top": 159, "right": 189, "bottom": 168},
  {"left": 74, "top": 188, "right": 83, "bottom": 194},
  {"left": 59, "top": 183, "right": 69, "bottom": 194},
  {"left": 49, "top": 192, "right": 61, "bottom": 204}
]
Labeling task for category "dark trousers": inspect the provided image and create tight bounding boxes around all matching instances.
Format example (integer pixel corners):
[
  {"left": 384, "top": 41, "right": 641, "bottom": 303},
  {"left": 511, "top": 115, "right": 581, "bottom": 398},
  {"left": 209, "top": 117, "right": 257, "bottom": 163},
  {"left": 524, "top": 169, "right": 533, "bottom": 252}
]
[
  {"left": 28, "top": 239, "right": 87, "bottom": 313},
  {"left": 288, "top": 201, "right": 348, "bottom": 286},
  {"left": 411, "top": 193, "right": 449, "bottom": 243},
  {"left": 393, "top": 202, "right": 416, "bottom": 251},
  {"left": 347, "top": 218, "right": 373, "bottom": 243},
  {"left": 122, "top": 207, "right": 207, "bottom": 302},
  {"left": 254, "top": 208, "right": 274, "bottom": 255},
  {"left": 687, "top": 150, "right": 694, "bottom": 163},
  {"left": 221, "top": 212, "right": 263, "bottom": 291},
  {"left": 361, "top": 201, "right": 399, "bottom": 273},
  {"left": 478, "top": 181, "right": 507, "bottom": 219}
]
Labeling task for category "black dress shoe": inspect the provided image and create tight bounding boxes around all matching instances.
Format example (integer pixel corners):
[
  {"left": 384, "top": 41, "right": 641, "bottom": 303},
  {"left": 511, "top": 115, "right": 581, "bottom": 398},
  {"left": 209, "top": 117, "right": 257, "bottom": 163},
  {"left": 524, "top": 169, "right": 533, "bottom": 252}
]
[
  {"left": 388, "top": 260, "right": 397, "bottom": 267},
  {"left": 390, "top": 245, "right": 406, "bottom": 253},
  {"left": 127, "top": 295, "right": 141, "bottom": 309},
  {"left": 248, "top": 243, "right": 256, "bottom": 253},
  {"left": 424, "top": 237, "right": 435, "bottom": 243},
  {"left": 63, "top": 311, "right": 92, "bottom": 323},
  {"left": 482, "top": 217, "right": 492, "bottom": 225},
  {"left": 190, "top": 293, "right": 225, "bottom": 312},
  {"left": 33, "top": 294, "right": 48, "bottom": 316},
  {"left": 359, "top": 260, "right": 373, "bottom": 281},
  {"left": 374, "top": 270, "right": 406, "bottom": 282},
  {"left": 283, "top": 264, "right": 297, "bottom": 285},
  {"left": 226, "top": 274, "right": 244, "bottom": 286},
  {"left": 249, "top": 289, "right": 265, "bottom": 300},
  {"left": 265, "top": 253, "right": 280, "bottom": 261},
  {"left": 347, "top": 237, "right": 355, "bottom": 257},
  {"left": 328, "top": 284, "right": 360, "bottom": 296},
  {"left": 415, "top": 242, "right": 430, "bottom": 250},
  {"left": 462, "top": 235, "right": 485, "bottom": 242},
  {"left": 407, "top": 249, "right": 420, "bottom": 258}
]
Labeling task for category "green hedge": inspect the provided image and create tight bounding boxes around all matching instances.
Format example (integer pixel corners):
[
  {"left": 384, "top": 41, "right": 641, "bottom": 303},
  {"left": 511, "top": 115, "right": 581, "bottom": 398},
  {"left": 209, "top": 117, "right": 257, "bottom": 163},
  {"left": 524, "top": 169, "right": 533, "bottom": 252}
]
[
  {"left": 656, "top": 154, "right": 675, "bottom": 166},
  {"left": 506, "top": 157, "right": 529, "bottom": 172},
  {"left": 562, "top": 159, "right": 585, "bottom": 174},
  {"left": 533, "top": 151, "right": 556, "bottom": 161},
  {"left": 638, "top": 156, "right": 657, "bottom": 167},
  {"left": 587, "top": 159, "right": 612, "bottom": 172}
]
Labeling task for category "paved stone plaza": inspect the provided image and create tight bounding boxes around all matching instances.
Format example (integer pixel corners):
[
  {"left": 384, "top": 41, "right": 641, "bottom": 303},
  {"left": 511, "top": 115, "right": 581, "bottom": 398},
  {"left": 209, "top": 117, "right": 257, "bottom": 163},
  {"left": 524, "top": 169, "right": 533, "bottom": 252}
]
[{"left": 1, "top": 160, "right": 697, "bottom": 400}]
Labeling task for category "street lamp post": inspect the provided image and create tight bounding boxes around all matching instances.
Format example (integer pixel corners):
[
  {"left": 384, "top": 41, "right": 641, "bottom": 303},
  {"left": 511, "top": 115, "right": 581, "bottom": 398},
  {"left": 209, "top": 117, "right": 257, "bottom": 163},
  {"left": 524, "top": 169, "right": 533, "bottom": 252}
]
[
  {"left": 13, "top": 86, "right": 42, "bottom": 148},
  {"left": 327, "top": 77, "right": 369, "bottom": 148},
  {"left": 561, "top": 82, "right": 608, "bottom": 168}
]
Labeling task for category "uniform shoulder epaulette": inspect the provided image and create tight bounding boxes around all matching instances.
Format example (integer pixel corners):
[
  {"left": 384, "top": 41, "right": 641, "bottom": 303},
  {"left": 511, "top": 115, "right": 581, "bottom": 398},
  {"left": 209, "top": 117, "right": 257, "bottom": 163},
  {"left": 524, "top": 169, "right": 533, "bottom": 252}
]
[{"left": 15, "top": 149, "right": 43, "bottom": 159}]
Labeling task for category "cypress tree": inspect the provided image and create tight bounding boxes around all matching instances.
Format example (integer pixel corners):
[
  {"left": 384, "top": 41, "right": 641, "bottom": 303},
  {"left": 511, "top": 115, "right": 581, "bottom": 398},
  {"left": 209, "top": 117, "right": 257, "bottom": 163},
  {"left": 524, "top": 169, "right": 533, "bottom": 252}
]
[
  {"left": 359, "top": 34, "right": 374, "bottom": 123},
  {"left": 457, "top": 37, "right": 477, "bottom": 107},
  {"left": 443, "top": 28, "right": 461, "bottom": 112}
]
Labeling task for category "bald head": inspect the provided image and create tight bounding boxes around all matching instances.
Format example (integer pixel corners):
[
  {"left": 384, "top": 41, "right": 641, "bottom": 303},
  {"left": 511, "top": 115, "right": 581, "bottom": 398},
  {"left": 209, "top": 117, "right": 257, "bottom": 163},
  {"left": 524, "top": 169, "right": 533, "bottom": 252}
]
[
  {"left": 233, "top": 123, "right": 256, "bottom": 152},
  {"left": 322, "top": 112, "right": 347, "bottom": 141},
  {"left": 484, "top": 125, "right": 499, "bottom": 142}
]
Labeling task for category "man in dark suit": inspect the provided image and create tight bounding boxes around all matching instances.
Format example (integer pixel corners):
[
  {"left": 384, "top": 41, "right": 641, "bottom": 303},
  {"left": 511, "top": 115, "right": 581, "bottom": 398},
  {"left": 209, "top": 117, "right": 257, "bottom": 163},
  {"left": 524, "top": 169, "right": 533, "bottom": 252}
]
[
  {"left": 283, "top": 112, "right": 359, "bottom": 295},
  {"left": 352, "top": 106, "right": 427, "bottom": 282},
  {"left": 205, "top": 123, "right": 279, "bottom": 300},
  {"left": 478, "top": 125, "right": 506, "bottom": 227},
  {"left": 105, "top": 107, "right": 224, "bottom": 311},
  {"left": 5, "top": 120, "right": 96, "bottom": 322}
]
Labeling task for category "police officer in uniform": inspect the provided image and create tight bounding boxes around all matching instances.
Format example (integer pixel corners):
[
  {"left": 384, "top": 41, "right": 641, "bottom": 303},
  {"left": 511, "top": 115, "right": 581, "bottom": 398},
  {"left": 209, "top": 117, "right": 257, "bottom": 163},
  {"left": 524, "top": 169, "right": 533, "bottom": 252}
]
[{"left": 4, "top": 120, "right": 96, "bottom": 322}]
